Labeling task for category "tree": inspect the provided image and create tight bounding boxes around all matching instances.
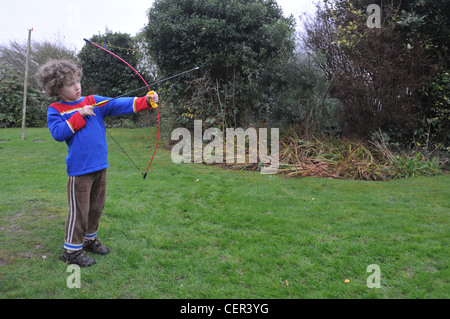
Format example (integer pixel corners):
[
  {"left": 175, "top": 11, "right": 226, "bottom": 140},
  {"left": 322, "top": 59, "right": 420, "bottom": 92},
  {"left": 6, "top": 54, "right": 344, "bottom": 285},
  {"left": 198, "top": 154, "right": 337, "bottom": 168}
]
[
  {"left": 0, "top": 39, "right": 77, "bottom": 128},
  {"left": 78, "top": 30, "right": 151, "bottom": 98},
  {"left": 396, "top": 0, "right": 450, "bottom": 146},
  {"left": 314, "top": 0, "right": 450, "bottom": 146},
  {"left": 144, "top": 0, "right": 295, "bottom": 128},
  {"left": 303, "top": 0, "right": 439, "bottom": 141},
  {"left": 0, "top": 62, "right": 48, "bottom": 128},
  {"left": 0, "top": 39, "right": 78, "bottom": 89},
  {"left": 255, "top": 52, "right": 339, "bottom": 135}
]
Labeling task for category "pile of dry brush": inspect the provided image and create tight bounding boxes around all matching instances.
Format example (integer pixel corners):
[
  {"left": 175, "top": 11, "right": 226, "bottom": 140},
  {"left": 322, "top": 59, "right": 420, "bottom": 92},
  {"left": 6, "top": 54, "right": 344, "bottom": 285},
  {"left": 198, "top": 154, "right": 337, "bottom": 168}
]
[{"left": 204, "top": 130, "right": 446, "bottom": 181}]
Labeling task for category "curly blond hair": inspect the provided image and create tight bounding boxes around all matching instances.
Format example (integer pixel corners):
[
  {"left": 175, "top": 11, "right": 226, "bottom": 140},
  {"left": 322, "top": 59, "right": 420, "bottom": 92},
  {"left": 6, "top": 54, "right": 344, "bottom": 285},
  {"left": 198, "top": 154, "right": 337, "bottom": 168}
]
[{"left": 35, "top": 59, "right": 83, "bottom": 97}]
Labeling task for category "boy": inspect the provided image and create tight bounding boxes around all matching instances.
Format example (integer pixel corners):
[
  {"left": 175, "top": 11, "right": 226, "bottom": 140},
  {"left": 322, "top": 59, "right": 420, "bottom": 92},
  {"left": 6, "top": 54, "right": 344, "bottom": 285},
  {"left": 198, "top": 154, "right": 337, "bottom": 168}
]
[{"left": 35, "top": 59, "right": 158, "bottom": 267}]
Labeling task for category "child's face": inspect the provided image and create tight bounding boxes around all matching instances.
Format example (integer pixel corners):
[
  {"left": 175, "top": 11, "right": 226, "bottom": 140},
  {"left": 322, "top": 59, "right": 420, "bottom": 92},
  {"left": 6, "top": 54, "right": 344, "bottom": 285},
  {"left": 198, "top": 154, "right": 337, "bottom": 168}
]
[{"left": 58, "top": 77, "right": 81, "bottom": 102}]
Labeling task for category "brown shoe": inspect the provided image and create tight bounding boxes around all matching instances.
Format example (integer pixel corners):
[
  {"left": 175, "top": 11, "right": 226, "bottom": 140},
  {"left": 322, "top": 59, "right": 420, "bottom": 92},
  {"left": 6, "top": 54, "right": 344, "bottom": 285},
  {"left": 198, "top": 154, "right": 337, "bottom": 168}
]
[
  {"left": 83, "top": 237, "right": 111, "bottom": 255},
  {"left": 60, "top": 249, "right": 96, "bottom": 267}
]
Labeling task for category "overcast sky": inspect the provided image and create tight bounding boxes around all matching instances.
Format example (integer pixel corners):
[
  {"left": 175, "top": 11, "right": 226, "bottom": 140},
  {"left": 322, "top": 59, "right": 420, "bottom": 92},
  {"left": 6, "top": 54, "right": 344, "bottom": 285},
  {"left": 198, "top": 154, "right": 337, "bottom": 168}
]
[{"left": 0, "top": 0, "right": 318, "bottom": 52}]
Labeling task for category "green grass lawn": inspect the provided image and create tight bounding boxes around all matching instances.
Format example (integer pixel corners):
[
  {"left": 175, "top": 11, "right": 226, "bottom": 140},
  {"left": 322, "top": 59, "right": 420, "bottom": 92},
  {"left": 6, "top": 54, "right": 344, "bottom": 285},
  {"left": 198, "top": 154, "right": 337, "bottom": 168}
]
[{"left": 0, "top": 127, "right": 449, "bottom": 299}]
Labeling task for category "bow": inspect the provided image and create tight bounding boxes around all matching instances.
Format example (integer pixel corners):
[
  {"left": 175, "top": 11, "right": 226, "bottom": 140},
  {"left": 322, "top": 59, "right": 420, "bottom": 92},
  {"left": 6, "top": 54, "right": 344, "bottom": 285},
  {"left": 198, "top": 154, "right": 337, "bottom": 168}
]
[{"left": 84, "top": 38, "right": 160, "bottom": 179}]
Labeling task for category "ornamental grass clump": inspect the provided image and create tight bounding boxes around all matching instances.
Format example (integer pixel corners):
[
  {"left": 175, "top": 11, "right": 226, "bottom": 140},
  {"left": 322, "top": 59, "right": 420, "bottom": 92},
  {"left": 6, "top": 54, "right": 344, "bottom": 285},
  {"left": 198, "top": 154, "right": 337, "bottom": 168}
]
[{"left": 213, "top": 130, "right": 444, "bottom": 181}]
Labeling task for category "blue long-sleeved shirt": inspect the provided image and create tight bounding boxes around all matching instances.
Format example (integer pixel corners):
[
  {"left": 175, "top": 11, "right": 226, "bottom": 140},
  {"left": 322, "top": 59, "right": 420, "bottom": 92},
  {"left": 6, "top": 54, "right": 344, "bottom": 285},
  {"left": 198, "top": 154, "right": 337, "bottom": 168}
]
[{"left": 48, "top": 94, "right": 151, "bottom": 176}]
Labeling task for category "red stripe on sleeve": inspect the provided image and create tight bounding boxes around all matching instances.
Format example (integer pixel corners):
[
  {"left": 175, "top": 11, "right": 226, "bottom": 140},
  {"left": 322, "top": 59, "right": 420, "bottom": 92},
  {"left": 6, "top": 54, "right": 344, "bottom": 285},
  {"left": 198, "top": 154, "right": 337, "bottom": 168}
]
[
  {"left": 67, "top": 112, "right": 86, "bottom": 133},
  {"left": 133, "top": 96, "right": 152, "bottom": 113}
]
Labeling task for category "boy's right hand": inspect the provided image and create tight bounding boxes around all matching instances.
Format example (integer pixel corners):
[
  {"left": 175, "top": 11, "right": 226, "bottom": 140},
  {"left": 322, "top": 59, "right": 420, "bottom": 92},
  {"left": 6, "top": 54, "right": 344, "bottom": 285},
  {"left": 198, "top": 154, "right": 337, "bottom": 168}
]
[{"left": 79, "top": 105, "right": 95, "bottom": 117}]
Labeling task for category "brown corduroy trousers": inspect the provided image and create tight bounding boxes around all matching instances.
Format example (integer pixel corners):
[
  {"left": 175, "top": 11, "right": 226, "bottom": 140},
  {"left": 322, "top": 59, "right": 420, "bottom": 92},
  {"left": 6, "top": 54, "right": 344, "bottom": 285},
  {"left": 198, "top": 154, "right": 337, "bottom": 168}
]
[{"left": 64, "top": 169, "right": 107, "bottom": 251}]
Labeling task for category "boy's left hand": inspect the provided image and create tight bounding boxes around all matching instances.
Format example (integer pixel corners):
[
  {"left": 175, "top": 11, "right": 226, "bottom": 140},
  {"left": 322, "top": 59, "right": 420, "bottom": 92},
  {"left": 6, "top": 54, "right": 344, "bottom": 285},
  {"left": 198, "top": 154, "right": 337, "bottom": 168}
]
[{"left": 146, "top": 91, "right": 159, "bottom": 108}]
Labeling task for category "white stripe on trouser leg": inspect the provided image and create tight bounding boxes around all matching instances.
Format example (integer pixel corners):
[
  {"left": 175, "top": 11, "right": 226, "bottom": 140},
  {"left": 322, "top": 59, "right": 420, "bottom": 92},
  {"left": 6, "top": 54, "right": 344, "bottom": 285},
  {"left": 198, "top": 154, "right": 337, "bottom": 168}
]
[
  {"left": 70, "top": 176, "right": 76, "bottom": 243},
  {"left": 66, "top": 177, "right": 71, "bottom": 244},
  {"left": 67, "top": 176, "right": 76, "bottom": 245}
]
